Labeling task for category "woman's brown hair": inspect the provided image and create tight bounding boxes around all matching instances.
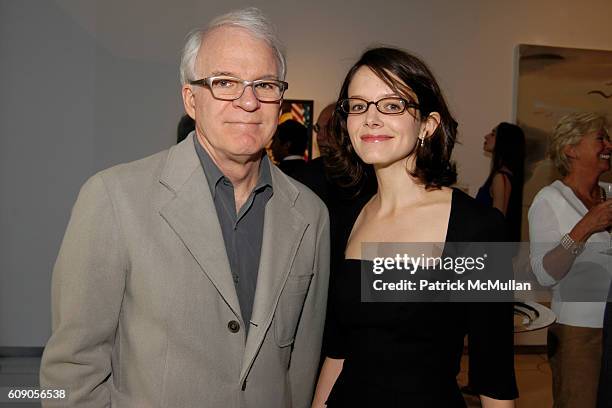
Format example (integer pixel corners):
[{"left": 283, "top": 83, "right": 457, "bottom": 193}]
[{"left": 326, "top": 47, "right": 458, "bottom": 189}]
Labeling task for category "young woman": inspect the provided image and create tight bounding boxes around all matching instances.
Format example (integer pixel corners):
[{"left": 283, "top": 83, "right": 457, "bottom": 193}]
[
  {"left": 312, "top": 47, "right": 517, "bottom": 407},
  {"left": 477, "top": 123, "right": 525, "bottom": 241}
]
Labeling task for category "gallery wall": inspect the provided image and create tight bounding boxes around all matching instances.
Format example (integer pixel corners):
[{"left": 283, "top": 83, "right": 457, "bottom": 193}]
[{"left": 1, "top": 0, "right": 611, "bottom": 347}]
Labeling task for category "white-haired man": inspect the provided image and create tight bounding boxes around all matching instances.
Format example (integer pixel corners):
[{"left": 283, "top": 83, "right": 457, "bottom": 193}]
[{"left": 40, "top": 8, "right": 329, "bottom": 408}]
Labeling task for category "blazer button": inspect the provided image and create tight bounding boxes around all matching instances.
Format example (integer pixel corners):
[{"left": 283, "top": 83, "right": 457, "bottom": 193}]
[{"left": 228, "top": 320, "right": 240, "bottom": 333}]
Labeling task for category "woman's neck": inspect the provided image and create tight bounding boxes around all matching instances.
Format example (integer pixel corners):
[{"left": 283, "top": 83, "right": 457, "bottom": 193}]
[
  {"left": 372, "top": 157, "right": 428, "bottom": 212},
  {"left": 562, "top": 170, "right": 602, "bottom": 205}
]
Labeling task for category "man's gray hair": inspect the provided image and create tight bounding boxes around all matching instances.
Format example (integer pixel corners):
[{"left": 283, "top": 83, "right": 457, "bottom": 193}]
[{"left": 179, "top": 7, "right": 287, "bottom": 85}]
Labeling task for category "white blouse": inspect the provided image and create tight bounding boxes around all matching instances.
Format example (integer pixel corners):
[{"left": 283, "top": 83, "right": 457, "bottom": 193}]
[{"left": 528, "top": 180, "right": 612, "bottom": 328}]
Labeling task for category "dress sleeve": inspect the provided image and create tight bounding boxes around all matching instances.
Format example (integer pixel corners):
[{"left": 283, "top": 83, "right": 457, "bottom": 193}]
[
  {"left": 321, "top": 271, "right": 348, "bottom": 359},
  {"left": 467, "top": 208, "right": 519, "bottom": 400},
  {"left": 467, "top": 301, "right": 519, "bottom": 400}
]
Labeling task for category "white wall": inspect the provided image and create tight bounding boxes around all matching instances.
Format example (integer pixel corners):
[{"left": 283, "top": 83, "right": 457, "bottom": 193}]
[{"left": 1, "top": 0, "right": 611, "bottom": 346}]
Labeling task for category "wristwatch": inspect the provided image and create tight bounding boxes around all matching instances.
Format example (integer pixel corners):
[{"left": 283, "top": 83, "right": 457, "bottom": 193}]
[{"left": 560, "top": 233, "right": 585, "bottom": 256}]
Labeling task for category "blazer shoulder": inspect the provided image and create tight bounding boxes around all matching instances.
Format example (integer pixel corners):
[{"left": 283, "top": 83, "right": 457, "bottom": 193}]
[
  {"left": 271, "top": 164, "right": 328, "bottom": 222},
  {"left": 87, "top": 148, "right": 171, "bottom": 196},
  {"left": 97, "top": 149, "right": 170, "bottom": 184},
  {"left": 295, "top": 179, "right": 329, "bottom": 226}
]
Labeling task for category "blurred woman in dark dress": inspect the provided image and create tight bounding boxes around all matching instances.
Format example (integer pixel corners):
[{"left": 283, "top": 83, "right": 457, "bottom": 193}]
[
  {"left": 476, "top": 122, "right": 525, "bottom": 242},
  {"left": 311, "top": 47, "right": 517, "bottom": 408}
]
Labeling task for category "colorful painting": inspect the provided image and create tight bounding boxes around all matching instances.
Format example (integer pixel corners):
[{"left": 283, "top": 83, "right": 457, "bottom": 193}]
[{"left": 279, "top": 99, "right": 314, "bottom": 159}]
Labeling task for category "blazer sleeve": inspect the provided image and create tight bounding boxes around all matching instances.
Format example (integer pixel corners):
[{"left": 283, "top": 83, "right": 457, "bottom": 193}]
[
  {"left": 40, "top": 173, "right": 128, "bottom": 407},
  {"left": 289, "top": 209, "right": 330, "bottom": 408}
]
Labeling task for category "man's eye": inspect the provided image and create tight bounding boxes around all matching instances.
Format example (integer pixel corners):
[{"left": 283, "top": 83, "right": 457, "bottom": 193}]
[
  {"left": 255, "top": 82, "right": 277, "bottom": 90},
  {"left": 214, "top": 79, "right": 236, "bottom": 88}
]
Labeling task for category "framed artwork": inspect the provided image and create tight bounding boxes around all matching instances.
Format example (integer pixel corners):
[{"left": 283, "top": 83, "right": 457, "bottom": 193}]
[
  {"left": 279, "top": 99, "right": 314, "bottom": 160},
  {"left": 516, "top": 44, "right": 612, "bottom": 238}
]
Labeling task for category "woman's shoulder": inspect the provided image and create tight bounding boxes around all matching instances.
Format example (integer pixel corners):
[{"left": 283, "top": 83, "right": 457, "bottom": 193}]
[
  {"left": 531, "top": 180, "right": 565, "bottom": 206},
  {"left": 452, "top": 188, "right": 503, "bottom": 221},
  {"left": 449, "top": 188, "right": 506, "bottom": 241},
  {"left": 492, "top": 169, "right": 513, "bottom": 184}
]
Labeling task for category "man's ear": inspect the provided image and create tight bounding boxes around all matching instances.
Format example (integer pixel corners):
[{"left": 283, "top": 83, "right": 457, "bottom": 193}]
[
  {"left": 181, "top": 85, "right": 196, "bottom": 119},
  {"left": 421, "top": 112, "right": 441, "bottom": 140}
]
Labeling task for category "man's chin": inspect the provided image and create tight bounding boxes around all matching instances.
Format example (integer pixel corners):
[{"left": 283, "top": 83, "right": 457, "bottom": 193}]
[{"left": 226, "top": 148, "right": 267, "bottom": 163}]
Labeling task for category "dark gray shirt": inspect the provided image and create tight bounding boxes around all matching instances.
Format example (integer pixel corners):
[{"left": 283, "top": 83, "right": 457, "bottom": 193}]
[{"left": 194, "top": 137, "right": 273, "bottom": 332}]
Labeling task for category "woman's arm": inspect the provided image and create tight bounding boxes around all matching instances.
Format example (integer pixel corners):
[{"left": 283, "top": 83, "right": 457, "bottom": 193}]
[
  {"left": 311, "top": 357, "right": 344, "bottom": 408},
  {"left": 541, "top": 199, "right": 612, "bottom": 281},
  {"left": 491, "top": 173, "right": 511, "bottom": 216},
  {"left": 480, "top": 395, "right": 515, "bottom": 407}
]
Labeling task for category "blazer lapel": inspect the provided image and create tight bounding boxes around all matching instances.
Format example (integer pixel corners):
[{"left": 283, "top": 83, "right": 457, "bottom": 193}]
[
  {"left": 158, "top": 135, "right": 242, "bottom": 320},
  {"left": 240, "top": 166, "right": 308, "bottom": 381}
]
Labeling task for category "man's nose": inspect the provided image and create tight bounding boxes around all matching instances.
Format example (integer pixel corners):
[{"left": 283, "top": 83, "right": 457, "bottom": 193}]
[{"left": 233, "top": 85, "right": 260, "bottom": 111}]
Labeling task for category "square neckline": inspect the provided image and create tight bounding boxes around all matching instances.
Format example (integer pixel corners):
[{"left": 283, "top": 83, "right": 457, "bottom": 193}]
[{"left": 344, "top": 188, "right": 457, "bottom": 262}]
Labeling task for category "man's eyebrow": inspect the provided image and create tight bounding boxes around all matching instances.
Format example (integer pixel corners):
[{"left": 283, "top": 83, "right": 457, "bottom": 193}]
[
  {"left": 209, "top": 71, "right": 237, "bottom": 77},
  {"left": 208, "top": 71, "right": 280, "bottom": 80},
  {"left": 257, "top": 74, "right": 280, "bottom": 80}
]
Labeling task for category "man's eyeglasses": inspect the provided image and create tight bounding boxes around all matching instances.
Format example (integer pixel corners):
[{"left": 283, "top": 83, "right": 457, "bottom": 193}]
[
  {"left": 338, "top": 97, "right": 419, "bottom": 115},
  {"left": 189, "top": 75, "right": 288, "bottom": 102}
]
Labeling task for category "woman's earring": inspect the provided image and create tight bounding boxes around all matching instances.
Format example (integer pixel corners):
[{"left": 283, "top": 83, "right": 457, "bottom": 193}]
[{"left": 418, "top": 135, "right": 425, "bottom": 148}]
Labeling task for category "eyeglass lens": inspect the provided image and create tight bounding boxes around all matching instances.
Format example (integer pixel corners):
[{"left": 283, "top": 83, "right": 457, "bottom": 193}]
[
  {"left": 210, "top": 77, "right": 284, "bottom": 101},
  {"left": 341, "top": 97, "right": 411, "bottom": 115}
]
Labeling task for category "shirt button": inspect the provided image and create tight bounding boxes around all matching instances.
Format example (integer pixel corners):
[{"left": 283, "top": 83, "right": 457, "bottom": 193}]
[{"left": 228, "top": 320, "right": 240, "bottom": 333}]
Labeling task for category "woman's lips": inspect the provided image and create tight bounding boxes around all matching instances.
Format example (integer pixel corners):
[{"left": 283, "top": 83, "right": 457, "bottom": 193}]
[{"left": 360, "top": 134, "right": 393, "bottom": 143}]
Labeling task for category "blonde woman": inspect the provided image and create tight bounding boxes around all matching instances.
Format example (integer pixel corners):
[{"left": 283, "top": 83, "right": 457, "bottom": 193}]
[{"left": 529, "top": 112, "right": 612, "bottom": 408}]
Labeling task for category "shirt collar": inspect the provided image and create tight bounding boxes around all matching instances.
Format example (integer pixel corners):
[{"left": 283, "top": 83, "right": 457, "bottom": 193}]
[{"left": 194, "top": 133, "right": 273, "bottom": 198}]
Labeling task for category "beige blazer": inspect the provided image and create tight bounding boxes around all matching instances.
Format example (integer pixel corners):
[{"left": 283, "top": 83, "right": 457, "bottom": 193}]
[{"left": 40, "top": 135, "right": 330, "bottom": 408}]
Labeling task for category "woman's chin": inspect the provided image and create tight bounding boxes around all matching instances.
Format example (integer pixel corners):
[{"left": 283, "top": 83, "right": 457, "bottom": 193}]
[
  {"left": 356, "top": 149, "right": 407, "bottom": 165},
  {"left": 359, "top": 154, "right": 394, "bottom": 166}
]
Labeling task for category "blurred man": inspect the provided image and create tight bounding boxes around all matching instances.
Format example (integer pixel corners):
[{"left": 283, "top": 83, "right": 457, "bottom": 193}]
[
  {"left": 176, "top": 113, "right": 195, "bottom": 143},
  {"left": 313, "top": 103, "right": 335, "bottom": 156},
  {"left": 271, "top": 119, "right": 308, "bottom": 178},
  {"left": 40, "top": 8, "right": 329, "bottom": 408}
]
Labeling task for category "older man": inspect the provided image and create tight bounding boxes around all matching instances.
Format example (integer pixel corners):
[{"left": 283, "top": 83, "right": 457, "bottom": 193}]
[{"left": 40, "top": 8, "right": 329, "bottom": 408}]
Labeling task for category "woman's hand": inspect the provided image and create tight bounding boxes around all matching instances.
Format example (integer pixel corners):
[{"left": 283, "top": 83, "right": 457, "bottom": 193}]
[
  {"left": 480, "top": 395, "right": 515, "bottom": 408},
  {"left": 572, "top": 199, "right": 612, "bottom": 241},
  {"left": 542, "top": 198, "right": 612, "bottom": 281},
  {"left": 311, "top": 357, "right": 344, "bottom": 408}
]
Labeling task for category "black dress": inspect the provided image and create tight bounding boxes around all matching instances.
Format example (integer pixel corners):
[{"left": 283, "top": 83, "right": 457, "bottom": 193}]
[
  {"left": 475, "top": 169, "right": 523, "bottom": 243},
  {"left": 323, "top": 189, "right": 519, "bottom": 407}
]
